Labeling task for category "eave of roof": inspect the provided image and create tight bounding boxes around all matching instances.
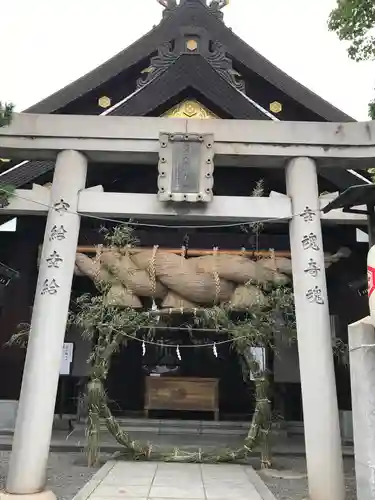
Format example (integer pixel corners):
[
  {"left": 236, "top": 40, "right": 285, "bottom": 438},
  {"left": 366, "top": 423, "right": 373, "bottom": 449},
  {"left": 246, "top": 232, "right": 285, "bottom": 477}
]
[{"left": 24, "top": 4, "right": 199, "bottom": 114}]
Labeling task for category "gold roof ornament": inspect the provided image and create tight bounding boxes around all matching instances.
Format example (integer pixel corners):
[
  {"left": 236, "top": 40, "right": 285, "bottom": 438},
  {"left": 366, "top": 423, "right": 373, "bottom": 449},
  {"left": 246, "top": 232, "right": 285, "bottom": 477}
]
[
  {"left": 141, "top": 66, "right": 154, "bottom": 74},
  {"left": 164, "top": 99, "right": 218, "bottom": 119},
  {"left": 186, "top": 39, "right": 198, "bottom": 52},
  {"left": 98, "top": 96, "right": 111, "bottom": 109},
  {"left": 269, "top": 101, "right": 283, "bottom": 114}
]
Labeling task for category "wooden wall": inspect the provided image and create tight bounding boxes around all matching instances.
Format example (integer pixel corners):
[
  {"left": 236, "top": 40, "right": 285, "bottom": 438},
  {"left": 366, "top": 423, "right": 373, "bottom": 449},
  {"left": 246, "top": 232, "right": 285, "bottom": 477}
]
[{"left": 0, "top": 218, "right": 44, "bottom": 399}]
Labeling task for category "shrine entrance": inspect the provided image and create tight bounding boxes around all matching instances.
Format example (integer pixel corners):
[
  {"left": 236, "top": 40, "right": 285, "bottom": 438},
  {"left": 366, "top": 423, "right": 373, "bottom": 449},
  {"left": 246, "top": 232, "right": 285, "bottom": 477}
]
[
  {"left": 1, "top": 114, "right": 371, "bottom": 500},
  {"left": 105, "top": 338, "right": 255, "bottom": 420}
]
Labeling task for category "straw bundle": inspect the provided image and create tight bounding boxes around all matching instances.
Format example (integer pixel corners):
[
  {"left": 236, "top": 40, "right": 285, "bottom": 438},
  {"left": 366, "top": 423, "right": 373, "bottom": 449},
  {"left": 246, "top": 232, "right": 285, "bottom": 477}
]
[
  {"left": 194, "top": 254, "right": 289, "bottom": 286},
  {"left": 230, "top": 285, "right": 269, "bottom": 311},
  {"left": 130, "top": 249, "right": 234, "bottom": 304},
  {"left": 104, "top": 284, "right": 142, "bottom": 308},
  {"left": 100, "top": 251, "right": 166, "bottom": 299},
  {"left": 75, "top": 253, "right": 142, "bottom": 308},
  {"left": 75, "top": 253, "right": 115, "bottom": 283},
  {"left": 260, "top": 256, "right": 293, "bottom": 275}
]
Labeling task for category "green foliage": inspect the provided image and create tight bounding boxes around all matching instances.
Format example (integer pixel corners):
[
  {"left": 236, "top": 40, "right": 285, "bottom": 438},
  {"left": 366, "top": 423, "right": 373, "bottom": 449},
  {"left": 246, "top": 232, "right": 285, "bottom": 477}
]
[
  {"left": 329, "top": 0, "right": 375, "bottom": 61},
  {"left": 65, "top": 222, "right": 296, "bottom": 466},
  {"left": 70, "top": 261, "right": 296, "bottom": 467},
  {"left": 250, "top": 179, "right": 265, "bottom": 235},
  {"left": 368, "top": 167, "right": 375, "bottom": 182},
  {"left": 5, "top": 323, "right": 30, "bottom": 348},
  {"left": 100, "top": 224, "right": 139, "bottom": 248},
  {"left": 0, "top": 184, "right": 16, "bottom": 196},
  {"left": 328, "top": 0, "right": 375, "bottom": 118},
  {"left": 369, "top": 98, "right": 375, "bottom": 119},
  {"left": 0, "top": 102, "right": 14, "bottom": 128},
  {"left": 0, "top": 184, "right": 16, "bottom": 208}
]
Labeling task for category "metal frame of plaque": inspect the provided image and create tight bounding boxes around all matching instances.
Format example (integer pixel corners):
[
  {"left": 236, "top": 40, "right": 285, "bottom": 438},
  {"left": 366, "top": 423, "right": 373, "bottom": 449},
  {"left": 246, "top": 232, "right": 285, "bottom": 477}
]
[{"left": 157, "top": 133, "right": 214, "bottom": 203}]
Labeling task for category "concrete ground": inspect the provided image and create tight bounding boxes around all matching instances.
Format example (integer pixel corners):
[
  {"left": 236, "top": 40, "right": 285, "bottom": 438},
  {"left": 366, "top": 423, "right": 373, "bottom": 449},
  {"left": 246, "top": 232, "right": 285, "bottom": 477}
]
[
  {"left": 0, "top": 427, "right": 357, "bottom": 500},
  {"left": 0, "top": 451, "right": 100, "bottom": 500},
  {"left": 0, "top": 452, "right": 357, "bottom": 500},
  {"left": 72, "top": 461, "right": 276, "bottom": 500},
  {"left": 259, "top": 457, "right": 356, "bottom": 500}
]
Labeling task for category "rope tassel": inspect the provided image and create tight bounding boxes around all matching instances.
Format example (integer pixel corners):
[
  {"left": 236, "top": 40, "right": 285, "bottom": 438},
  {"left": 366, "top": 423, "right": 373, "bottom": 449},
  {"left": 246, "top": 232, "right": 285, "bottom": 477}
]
[
  {"left": 176, "top": 345, "right": 181, "bottom": 361},
  {"left": 213, "top": 343, "right": 218, "bottom": 358}
]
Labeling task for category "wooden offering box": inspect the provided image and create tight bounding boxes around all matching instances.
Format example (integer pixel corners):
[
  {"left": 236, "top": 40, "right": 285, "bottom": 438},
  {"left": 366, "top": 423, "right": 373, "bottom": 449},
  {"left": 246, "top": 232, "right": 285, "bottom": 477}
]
[{"left": 145, "top": 376, "right": 219, "bottom": 420}]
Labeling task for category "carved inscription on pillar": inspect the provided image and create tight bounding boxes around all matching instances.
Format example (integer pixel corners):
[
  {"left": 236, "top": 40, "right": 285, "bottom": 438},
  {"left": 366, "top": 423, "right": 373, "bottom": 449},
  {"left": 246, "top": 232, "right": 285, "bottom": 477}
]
[
  {"left": 41, "top": 278, "right": 60, "bottom": 295},
  {"left": 39, "top": 203, "right": 70, "bottom": 296},
  {"left": 301, "top": 206, "right": 325, "bottom": 305},
  {"left": 53, "top": 199, "right": 70, "bottom": 214},
  {"left": 46, "top": 251, "right": 63, "bottom": 269},
  {"left": 300, "top": 206, "right": 316, "bottom": 223},
  {"left": 301, "top": 233, "right": 320, "bottom": 251},
  {"left": 49, "top": 225, "right": 67, "bottom": 241},
  {"left": 304, "top": 258, "right": 321, "bottom": 278}
]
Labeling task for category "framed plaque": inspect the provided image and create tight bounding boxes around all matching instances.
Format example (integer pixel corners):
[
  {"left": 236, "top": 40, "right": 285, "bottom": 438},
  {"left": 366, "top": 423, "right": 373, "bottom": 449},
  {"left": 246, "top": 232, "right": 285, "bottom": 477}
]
[{"left": 158, "top": 133, "right": 214, "bottom": 203}]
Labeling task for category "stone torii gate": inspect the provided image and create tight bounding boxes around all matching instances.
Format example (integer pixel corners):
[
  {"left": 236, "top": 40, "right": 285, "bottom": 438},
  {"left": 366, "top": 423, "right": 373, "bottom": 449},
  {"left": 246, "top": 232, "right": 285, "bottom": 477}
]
[{"left": 0, "top": 114, "right": 374, "bottom": 500}]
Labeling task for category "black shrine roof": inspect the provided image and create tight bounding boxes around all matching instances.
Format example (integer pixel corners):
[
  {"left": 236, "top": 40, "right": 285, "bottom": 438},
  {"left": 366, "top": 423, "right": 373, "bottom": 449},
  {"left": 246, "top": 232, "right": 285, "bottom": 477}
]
[
  {"left": 0, "top": 0, "right": 366, "bottom": 191},
  {"left": 111, "top": 55, "right": 268, "bottom": 119},
  {"left": 24, "top": 0, "right": 352, "bottom": 121}
]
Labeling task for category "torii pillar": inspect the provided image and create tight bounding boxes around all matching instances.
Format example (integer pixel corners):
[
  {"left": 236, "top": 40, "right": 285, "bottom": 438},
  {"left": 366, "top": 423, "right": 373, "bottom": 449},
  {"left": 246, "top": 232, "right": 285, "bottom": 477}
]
[
  {"left": 3, "top": 150, "right": 87, "bottom": 500},
  {"left": 286, "top": 157, "right": 345, "bottom": 500}
]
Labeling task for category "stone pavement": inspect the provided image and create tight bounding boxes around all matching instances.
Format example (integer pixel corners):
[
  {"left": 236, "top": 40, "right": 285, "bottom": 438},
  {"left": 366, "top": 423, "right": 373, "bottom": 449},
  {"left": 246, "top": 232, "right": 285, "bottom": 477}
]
[{"left": 74, "top": 461, "right": 276, "bottom": 500}]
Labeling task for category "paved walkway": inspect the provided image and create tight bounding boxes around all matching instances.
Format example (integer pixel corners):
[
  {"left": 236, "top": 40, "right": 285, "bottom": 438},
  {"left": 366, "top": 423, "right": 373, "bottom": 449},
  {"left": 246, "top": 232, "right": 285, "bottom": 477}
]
[{"left": 75, "top": 461, "right": 276, "bottom": 500}]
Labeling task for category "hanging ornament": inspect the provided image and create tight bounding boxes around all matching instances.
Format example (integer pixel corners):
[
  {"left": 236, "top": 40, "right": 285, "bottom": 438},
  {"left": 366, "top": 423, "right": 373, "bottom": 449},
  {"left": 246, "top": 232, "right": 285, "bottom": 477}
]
[
  {"left": 176, "top": 345, "right": 181, "bottom": 361},
  {"left": 213, "top": 343, "right": 218, "bottom": 358},
  {"left": 142, "top": 341, "right": 146, "bottom": 357},
  {"left": 151, "top": 299, "right": 160, "bottom": 323}
]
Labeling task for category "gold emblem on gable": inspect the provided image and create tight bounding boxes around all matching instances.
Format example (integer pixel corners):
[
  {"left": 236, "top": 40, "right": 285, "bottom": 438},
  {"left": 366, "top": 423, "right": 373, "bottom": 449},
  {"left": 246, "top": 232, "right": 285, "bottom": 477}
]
[
  {"left": 98, "top": 96, "right": 111, "bottom": 109},
  {"left": 186, "top": 39, "right": 198, "bottom": 52},
  {"left": 270, "top": 101, "right": 282, "bottom": 114},
  {"left": 164, "top": 99, "right": 218, "bottom": 119}
]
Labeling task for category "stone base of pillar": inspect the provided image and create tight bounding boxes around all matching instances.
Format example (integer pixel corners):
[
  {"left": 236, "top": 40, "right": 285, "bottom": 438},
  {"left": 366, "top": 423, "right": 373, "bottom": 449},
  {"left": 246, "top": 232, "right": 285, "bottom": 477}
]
[{"left": 0, "top": 491, "right": 56, "bottom": 500}]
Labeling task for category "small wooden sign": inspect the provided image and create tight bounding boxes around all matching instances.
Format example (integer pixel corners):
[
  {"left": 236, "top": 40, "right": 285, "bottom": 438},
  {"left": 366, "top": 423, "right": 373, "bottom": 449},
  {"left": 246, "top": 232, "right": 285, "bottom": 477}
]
[{"left": 145, "top": 376, "right": 219, "bottom": 420}]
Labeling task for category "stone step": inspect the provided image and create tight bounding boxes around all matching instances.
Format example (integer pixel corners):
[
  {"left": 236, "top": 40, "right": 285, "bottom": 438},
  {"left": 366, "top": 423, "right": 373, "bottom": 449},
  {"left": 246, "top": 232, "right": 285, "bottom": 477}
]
[{"left": 69, "top": 418, "right": 288, "bottom": 437}]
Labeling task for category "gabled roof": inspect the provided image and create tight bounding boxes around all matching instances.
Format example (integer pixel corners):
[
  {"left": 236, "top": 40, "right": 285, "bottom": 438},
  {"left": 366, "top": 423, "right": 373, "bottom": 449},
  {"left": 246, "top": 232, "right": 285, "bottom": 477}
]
[
  {"left": 0, "top": 0, "right": 367, "bottom": 192},
  {"left": 24, "top": 0, "right": 352, "bottom": 122}
]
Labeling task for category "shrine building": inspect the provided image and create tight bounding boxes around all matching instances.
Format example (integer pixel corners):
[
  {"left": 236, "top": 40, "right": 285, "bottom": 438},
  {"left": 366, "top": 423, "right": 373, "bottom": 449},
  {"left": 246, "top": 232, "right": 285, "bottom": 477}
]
[{"left": 0, "top": 0, "right": 369, "bottom": 434}]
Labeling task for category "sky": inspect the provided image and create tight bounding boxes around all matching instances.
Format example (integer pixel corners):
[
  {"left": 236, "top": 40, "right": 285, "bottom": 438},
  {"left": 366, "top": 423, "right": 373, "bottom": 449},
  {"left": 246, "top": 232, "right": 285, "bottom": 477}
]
[{"left": 0, "top": 0, "right": 374, "bottom": 121}]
